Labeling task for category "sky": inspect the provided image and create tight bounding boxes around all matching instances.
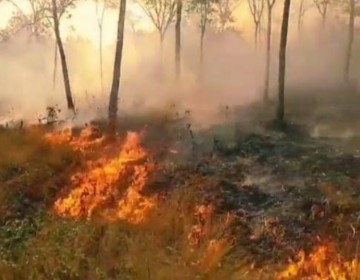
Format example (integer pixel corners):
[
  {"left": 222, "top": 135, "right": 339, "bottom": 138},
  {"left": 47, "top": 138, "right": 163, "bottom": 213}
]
[
  {"left": 0, "top": 0, "right": 156, "bottom": 47},
  {"left": 0, "top": 0, "right": 349, "bottom": 48},
  {"left": 0, "top": 0, "right": 281, "bottom": 48}
]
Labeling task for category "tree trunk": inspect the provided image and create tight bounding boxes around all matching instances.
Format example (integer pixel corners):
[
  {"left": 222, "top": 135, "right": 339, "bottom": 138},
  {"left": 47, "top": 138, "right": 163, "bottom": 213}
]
[
  {"left": 159, "top": 32, "right": 165, "bottom": 80},
  {"left": 297, "top": 0, "right": 304, "bottom": 36},
  {"left": 321, "top": 13, "right": 326, "bottom": 30},
  {"left": 277, "top": 0, "right": 291, "bottom": 122},
  {"left": 51, "top": 0, "right": 75, "bottom": 111},
  {"left": 254, "top": 24, "right": 258, "bottom": 50},
  {"left": 259, "top": 21, "right": 262, "bottom": 45},
  {"left": 344, "top": 0, "right": 355, "bottom": 83},
  {"left": 97, "top": 4, "right": 106, "bottom": 94},
  {"left": 264, "top": 7, "right": 272, "bottom": 102},
  {"left": 199, "top": 27, "right": 205, "bottom": 81},
  {"left": 52, "top": 40, "right": 58, "bottom": 90},
  {"left": 99, "top": 25, "right": 104, "bottom": 93},
  {"left": 108, "top": 0, "right": 127, "bottom": 135},
  {"left": 175, "top": 0, "right": 182, "bottom": 80}
]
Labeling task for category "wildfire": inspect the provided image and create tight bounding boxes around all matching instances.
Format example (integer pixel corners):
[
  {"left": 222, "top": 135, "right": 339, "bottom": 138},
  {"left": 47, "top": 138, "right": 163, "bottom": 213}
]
[
  {"left": 49, "top": 126, "right": 157, "bottom": 224},
  {"left": 187, "top": 204, "right": 235, "bottom": 272},
  {"left": 188, "top": 205, "right": 215, "bottom": 247},
  {"left": 44, "top": 127, "right": 73, "bottom": 145},
  {"left": 278, "top": 244, "right": 360, "bottom": 280},
  {"left": 44, "top": 125, "right": 106, "bottom": 151}
]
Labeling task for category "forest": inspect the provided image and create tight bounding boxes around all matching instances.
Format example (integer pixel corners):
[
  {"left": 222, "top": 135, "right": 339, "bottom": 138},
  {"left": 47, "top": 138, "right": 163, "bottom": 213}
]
[{"left": 0, "top": 0, "right": 360, "bottom": 279}]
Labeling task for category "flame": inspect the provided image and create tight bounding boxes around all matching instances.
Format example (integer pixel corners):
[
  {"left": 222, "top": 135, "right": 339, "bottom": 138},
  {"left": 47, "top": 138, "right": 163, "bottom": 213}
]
[
  {"left": 278, "top": 244, "right": 360, "bottom": 280},
  {"left": 188, "top": 205, "right": 215, "bottom": 247},
  {"left": 187, "top": 205, "right": 234, "bottom": 272},
  {"left": 44, "top": 125, "right": 106, "bottom": 151},
  {"left": 44, "top": 127, "right": 73, "bottom": 146},
  {"left": 199, "top": 238, "right": 232, "bottom": 272},
  {"left": 50, "top": 127, "right": 156, "bottom": 224}
]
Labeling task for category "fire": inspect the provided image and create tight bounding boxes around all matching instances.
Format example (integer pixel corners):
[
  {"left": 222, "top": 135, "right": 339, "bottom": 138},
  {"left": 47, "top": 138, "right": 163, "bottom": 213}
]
[
  {"left": 49, "top": 127, "right": 157, "bottom": 224},
  {"left": 44, "top": 125, "right": 106, "bottom": 151},
  {"left": 188, "top": 205, "right": 215, "bottom": 247},
  {"left": 199, "top": 238, "right": 232, "bottom": 272},
  {"left": 278, "top": 244, "right": 360, "bottom": 280},
  {"left": 187, "top": 205, "right": 235, "bottom": 272},
  {"left": 44, "top": 127, "right": 73, "bottom": 145}
]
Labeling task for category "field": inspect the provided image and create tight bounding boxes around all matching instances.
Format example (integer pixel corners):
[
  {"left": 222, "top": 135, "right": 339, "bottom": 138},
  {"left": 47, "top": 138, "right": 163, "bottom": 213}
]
[{"left": 0, "top": 91, "right": 360, "bottom": 280}]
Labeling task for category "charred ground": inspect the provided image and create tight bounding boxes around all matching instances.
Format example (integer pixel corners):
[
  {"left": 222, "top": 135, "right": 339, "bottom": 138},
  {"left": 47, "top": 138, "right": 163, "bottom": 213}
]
[{"left": 0, "top": 92, "right": 360, "bottom": 279}]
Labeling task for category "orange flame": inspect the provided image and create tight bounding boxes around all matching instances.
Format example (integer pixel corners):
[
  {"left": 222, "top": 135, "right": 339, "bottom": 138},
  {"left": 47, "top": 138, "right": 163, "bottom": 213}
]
[
  {"left": 44, "top": 125, "right": 106, "bottom": 151},
  {"left": 51, "top": 128, "right": 156, "bottom": 224},
  {"left": 278, "top": 244, "right": 359, "bottom": 280},
  {"left": 44, "top": 127, "right": 73, "bottom": 145}
]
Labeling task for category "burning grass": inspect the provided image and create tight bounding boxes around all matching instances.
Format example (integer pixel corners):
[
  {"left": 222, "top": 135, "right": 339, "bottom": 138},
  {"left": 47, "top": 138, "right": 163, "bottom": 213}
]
[
  {"left": 1, "top": 114, "right": 360, "bottom": 279},
  {"left": 278, "top": 243, "right": 360, "bottom": 280},
  {"left": 44, "top": 125, "right": 106, "bottom": 152},
  {"left": 44, "top": 127, "right": 158, "bottom": 224}
]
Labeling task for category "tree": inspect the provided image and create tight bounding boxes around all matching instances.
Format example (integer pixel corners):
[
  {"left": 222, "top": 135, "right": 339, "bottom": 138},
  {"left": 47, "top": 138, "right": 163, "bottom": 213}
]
[
  {"left": 139, "top": 0, "right": 176, "bottom": 45},
  {"left": 51, "top": 0, "right": 76, "bottom": 111},
  {"left": 277, "top": 0, "right": 291, "bottom": 122},
  {"left": 1, "top": 0, "right": 76, "bottom": 110},
  {"left": 343, "top": 0, "right": 357, "bottom": 83},
  {"left": 175, "top": 0, "right": 182, "bottom": 80},
  {"left": 0, "top": 0, "right": 51, "bottom": 42},
  {"left": 94, "top": 0, "right": 117, "bottom": 94},
  {"left": 247, "top": 0, "right": 264, "bottom": 50},
  {"left": 216, "top": 0, "right": 240, "bottom": 32},
  {"left": 189, "top": 0, "right": 216, "bottom": 79},
  {"left": 263, "top": 0, "right": 276, "bottom": 102},
  {"left": 51, "top": 1, "right": 74, "bottom": 93},
  {"left": 126, "top": 7, "right": 144, "bottom": 32},
  {"left": 313, "top": 0, "right": 330, "bottom": 29},
  {"left": 95, "top": 0, "right": 106, "bottom": 94},
  {"left": 297, "top": 0, "right": 311, "bottom": 35},
  {"left": 108, "top": 0, "right": 127, "bottom": 134},
  {"left": 139, "top": 0, "right": 176, "bottom": 78}
]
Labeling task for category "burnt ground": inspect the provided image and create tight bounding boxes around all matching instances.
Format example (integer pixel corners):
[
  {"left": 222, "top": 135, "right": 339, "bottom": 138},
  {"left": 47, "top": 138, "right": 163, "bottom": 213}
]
[
  {"left": 1, "top": 95, "right": 360, "bottom": 279},
  {"left": 151, "top": 99, "right": 360, "bottom": 271},
  {"left": 183, "top": 133, "right": 360, "bottom": 258}
]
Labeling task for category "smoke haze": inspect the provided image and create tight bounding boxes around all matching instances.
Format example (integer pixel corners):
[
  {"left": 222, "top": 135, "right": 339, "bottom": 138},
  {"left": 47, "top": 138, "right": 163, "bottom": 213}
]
[{"left": 0, "top": 0, "right": 359, "bottom": 127}]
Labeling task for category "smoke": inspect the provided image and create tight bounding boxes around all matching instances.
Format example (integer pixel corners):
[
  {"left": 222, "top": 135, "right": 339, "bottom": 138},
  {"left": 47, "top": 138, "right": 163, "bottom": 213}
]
[{"left": 0, "top": 0, "right": 358, "bottom": 128}]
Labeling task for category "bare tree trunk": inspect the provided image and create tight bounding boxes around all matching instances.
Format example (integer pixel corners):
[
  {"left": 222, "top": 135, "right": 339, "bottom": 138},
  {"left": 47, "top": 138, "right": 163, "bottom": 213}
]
[
  {"left": 96, "top": 2, "right": 106, "bottom": 94},
  {"left": 51, "top": 0, "right": 75, "bottom": 111},
  {"left": 199, "top": 27, "right": 205, "bottom": 81},
  {"left": 264, "top": 5, "right": 273, "bottom": 102},
  {"left": 52, "top": 40, "right": 58, "bottom": 90},
  {"left": 277, "top": 0, "right": 291, "bottom": 122},
  {"left": 99, "top": 25, "right": 104, "bottom": 93},
  {"left": 175, "top": 0, "right": 182, "bottom": 80},
  {"left": 297, "top": 0, "right": 304, "bottom": 36},
  {"left": 159, "top": 32, "right": 165, "bottom": 80},
  {"left": 254, "top": 24, "right": 258, "bottom": 50},
  {"left": 108, "top": 0, "right": 127, "bottom": 135},
  {"left": 259, "top": 21, "right": 262, "bottom": 45},
  {"left": 321, "top": 14, "right": 326, "bottom": 30},
  {"left": 220, "top": 21, "right": 226, "bottom": 33},
  {"left": 344, "top": 0, "right": 355, "bottom": 83}
]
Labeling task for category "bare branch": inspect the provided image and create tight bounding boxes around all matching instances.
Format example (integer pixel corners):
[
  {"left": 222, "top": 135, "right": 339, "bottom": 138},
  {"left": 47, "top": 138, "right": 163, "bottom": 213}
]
[{"left": 138, "top": 0, "right": 176, "bottom": 37}]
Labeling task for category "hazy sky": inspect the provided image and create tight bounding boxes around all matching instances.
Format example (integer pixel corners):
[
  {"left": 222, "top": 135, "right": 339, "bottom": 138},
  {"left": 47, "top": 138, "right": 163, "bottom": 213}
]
[
  {"left": 0, "top": 0, "right": 286, "bottom": 47},
  {"left": 0, "top": 0, "right": 156, "bottom": 46},
  {"left": 0, "top": 0, "right": 356, "bottom": 125},
  {"left": 0, "top": 0, "right": 347, "bottom": 48}
]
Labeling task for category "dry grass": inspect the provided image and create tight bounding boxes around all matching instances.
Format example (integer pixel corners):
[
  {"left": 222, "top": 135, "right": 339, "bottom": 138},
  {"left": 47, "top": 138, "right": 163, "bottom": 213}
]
[
  {"left": 1, "top": 102, "right": 360, "bottom": 280},
  {"left": 0, "top": 189, "right": 252, "bottom": 280}
]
